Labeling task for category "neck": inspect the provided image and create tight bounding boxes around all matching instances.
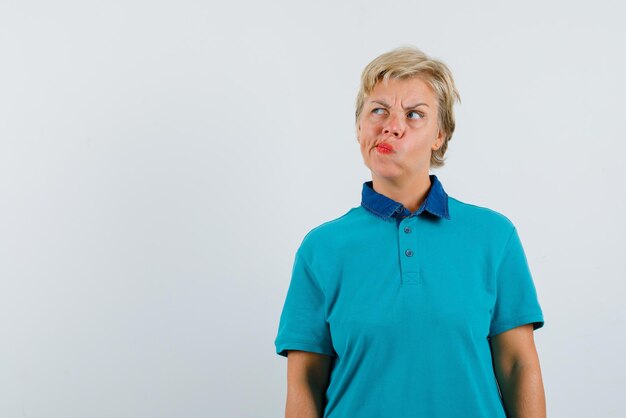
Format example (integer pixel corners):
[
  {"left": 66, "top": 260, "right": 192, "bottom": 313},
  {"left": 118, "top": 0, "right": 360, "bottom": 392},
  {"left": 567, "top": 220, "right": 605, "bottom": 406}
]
[{"left": 371, "top": 173, "right": 432, "bottom": 213}]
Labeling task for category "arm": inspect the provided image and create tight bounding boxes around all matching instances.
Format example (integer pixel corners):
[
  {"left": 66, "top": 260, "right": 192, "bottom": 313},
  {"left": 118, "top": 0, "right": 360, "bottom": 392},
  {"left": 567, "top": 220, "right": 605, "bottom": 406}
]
[
  {"left": 285, "top": 350, "right": 332, "bottom": 418},
  {"left": 489, "top": 324, "right": 546, "bottom": 418}
]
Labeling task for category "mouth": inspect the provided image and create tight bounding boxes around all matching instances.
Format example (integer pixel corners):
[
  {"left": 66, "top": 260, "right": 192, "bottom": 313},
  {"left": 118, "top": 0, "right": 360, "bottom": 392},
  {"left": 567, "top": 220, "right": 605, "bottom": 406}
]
[{"left": 375, "top": 143, "right": 394, "bottom": 154}]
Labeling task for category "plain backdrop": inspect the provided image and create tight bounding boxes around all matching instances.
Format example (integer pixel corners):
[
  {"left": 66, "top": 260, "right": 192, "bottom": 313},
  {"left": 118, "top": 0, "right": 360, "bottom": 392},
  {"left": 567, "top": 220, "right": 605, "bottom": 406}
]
[{"left": 1, "top": 0, "right": 625, "bottom": 417}]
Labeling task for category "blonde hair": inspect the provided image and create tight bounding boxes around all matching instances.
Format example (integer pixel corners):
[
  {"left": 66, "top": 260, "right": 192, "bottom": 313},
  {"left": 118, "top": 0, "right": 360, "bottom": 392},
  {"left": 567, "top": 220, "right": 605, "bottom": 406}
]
[{"left": 355, "top": 46, "right": 461, "bottom": 169}]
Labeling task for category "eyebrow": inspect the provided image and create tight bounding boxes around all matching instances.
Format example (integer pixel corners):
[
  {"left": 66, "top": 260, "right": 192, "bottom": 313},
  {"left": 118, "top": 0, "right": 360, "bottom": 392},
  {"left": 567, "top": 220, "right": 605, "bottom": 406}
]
[{"left": 369, "top": 100, "right": 429, "bottom": 110}]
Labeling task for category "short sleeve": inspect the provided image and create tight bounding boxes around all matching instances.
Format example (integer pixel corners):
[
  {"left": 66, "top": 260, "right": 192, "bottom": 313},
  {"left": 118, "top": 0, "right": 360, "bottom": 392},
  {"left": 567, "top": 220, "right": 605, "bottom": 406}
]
[
  {"left": 489, "top": 227, "right": 545, "bottom": 338},
  {"left": 274, "top": 250, "right": 336, "bottom": 358}
]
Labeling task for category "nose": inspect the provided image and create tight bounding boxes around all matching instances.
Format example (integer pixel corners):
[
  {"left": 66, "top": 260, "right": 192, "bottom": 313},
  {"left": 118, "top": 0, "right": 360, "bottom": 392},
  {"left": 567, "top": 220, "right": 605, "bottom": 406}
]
[{"left": 382, "top": 112, "right": 405, "bottom": 137}]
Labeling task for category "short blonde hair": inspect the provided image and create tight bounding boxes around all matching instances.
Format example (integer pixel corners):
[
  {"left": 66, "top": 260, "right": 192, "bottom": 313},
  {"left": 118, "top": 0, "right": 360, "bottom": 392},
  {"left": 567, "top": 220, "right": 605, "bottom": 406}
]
[{"left": 355, "top": 46, "right": 461, "bottom": 169}]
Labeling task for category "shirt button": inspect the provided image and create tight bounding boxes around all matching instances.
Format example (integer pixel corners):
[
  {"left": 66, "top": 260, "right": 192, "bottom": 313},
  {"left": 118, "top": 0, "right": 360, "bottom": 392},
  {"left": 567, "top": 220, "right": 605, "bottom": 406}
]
[
  {"left": 404, "top": 227, "right": 411, "bottom": 233},
  {"left": 405, "top": 249, "right": 413, "bottom": 257},
  {"left": 395, "top": 207, "right": 403, "bottom": 213}
]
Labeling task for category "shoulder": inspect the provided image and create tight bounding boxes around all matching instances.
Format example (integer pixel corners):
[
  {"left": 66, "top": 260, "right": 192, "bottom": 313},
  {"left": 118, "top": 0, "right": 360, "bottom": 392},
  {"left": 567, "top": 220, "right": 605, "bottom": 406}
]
[
  {"left": 299, "top": 207, "right": 360, "bottom": 244},
  {"left": 295, "top": 207, "right": 363, "bottom": 258},
  {"left": 447, "top": 195, "right": 517, "bottom": 240}
]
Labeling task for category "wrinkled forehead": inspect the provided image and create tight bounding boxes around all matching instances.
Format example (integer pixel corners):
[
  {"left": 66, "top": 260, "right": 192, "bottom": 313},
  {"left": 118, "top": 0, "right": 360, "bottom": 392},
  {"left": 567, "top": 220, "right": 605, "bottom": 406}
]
[{"left": 365, "top": 75, "right": 438, "bottom": 104}]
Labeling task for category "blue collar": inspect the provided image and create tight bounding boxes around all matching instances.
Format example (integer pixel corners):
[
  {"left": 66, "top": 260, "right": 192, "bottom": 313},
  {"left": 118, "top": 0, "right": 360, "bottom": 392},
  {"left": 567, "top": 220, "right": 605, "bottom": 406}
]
[{"left": 361, "top": 174, "right": 451, "bottom": 221}]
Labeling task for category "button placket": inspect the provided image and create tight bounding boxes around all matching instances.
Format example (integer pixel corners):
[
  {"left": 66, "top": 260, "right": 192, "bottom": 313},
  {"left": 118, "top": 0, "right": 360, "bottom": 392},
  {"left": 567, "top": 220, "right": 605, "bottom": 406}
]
[{"left": 398, "top": 217, "right": 420, "bottom": 286}]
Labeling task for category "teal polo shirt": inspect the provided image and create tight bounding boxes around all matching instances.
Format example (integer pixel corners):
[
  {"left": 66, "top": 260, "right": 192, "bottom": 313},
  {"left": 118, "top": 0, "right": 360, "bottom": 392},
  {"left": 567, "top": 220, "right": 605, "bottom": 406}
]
[{"left": 274, "top": 174, "right": 545, "bottom": 418}]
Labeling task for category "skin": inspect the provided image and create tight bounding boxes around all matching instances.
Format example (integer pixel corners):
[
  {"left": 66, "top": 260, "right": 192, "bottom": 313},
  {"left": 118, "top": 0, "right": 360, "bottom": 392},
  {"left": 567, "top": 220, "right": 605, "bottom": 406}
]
[
  {"left": 490, "top": 324, "right": 547, "bottom": 417},
  {"left": 284, "top": 76, "right": 546, "bottom": 418},
  {"left": 285, "top": 351, "right": 332, "bottom": 418},
  {"left": 356, "top": 76, "right": 444, "bottom": 212}
]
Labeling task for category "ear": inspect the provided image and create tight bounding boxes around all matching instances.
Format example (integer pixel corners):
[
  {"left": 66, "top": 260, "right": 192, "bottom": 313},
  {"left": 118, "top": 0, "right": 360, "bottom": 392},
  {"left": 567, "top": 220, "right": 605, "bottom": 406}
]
[{"left": 433, "top": 129, "right": 444, "bottom": 150}]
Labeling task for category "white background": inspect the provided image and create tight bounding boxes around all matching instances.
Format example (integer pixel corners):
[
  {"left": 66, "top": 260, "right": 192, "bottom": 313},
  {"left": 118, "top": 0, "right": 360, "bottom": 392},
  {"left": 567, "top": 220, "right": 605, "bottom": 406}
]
[{"left": 1, "top": 0, "right": 624, "bottom": 417}]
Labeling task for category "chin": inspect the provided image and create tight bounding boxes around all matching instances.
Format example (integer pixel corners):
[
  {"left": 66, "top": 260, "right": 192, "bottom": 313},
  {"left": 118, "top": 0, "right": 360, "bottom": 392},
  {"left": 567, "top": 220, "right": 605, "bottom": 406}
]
[{"left": 370, "top": 168, "right": 402, "bottom": 180}]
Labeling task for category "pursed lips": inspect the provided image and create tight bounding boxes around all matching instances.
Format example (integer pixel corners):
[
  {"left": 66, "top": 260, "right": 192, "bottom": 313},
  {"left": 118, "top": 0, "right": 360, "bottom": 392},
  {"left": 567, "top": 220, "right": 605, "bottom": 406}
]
[{"left": 375, "top": 142, "right": 394, "bottom": 152}]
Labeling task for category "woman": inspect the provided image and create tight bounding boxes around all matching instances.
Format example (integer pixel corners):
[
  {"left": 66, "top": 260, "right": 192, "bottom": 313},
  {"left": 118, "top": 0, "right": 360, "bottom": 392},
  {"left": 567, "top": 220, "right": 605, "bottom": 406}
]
[{"left": 274, "top": 46, "right": 546, "bottom": 418}]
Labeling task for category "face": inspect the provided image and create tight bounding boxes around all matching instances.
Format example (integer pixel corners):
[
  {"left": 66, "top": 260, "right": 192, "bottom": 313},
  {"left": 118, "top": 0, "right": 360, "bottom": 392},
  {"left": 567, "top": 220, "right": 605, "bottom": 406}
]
[{"left": 357, "top": 76, "right": 443, "bottom": 183}]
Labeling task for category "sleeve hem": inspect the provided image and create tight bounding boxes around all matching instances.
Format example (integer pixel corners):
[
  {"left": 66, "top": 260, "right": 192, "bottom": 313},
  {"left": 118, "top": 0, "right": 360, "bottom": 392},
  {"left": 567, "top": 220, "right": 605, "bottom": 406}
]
[
  {"left": 488, "top": 313, "right": 545, "bottom": 338},
  {"left": 275, "top": 341, "right": 336, "bottom": 358}
]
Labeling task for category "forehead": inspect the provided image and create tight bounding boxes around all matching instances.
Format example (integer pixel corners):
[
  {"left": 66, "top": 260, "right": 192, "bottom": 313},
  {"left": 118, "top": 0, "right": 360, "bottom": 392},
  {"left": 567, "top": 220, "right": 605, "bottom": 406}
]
[{"left": 368, "top": 76, "right": 437, "bottom": 103}]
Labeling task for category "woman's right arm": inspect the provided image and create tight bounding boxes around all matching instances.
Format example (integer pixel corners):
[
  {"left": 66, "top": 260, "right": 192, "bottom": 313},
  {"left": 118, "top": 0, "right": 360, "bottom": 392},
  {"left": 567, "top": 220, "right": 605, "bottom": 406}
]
[{"left": 285, "top": 350, "right": 332, "bottom": 418}]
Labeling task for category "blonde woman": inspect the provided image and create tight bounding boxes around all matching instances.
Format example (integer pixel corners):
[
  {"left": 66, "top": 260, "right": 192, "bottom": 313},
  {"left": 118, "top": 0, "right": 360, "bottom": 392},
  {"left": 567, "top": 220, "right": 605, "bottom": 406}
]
[{"left": 275, "top": 46, "right": 546, "bottom": 418}]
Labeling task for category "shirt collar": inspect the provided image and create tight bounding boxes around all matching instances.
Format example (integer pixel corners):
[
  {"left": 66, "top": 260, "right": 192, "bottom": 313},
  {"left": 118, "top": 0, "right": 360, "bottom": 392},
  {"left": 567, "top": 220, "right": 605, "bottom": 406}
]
[{"left": 361, "top": 174, "right": 451, "bottom": 221}]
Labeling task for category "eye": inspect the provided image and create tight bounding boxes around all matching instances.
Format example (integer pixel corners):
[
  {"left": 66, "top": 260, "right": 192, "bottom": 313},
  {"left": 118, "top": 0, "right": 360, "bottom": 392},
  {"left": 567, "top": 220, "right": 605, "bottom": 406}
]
[
  {"left": 372, "top": 108, "right": 386, "bottom": 115},
  {"left": 407, "top": 111, "right": 424, "bottom": 120}
]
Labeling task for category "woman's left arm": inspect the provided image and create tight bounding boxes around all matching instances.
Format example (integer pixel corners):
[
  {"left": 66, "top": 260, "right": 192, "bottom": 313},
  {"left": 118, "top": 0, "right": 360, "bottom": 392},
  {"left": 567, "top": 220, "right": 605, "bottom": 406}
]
[{"left": 489, "top": 323, "right": 546, "bottom": 418}]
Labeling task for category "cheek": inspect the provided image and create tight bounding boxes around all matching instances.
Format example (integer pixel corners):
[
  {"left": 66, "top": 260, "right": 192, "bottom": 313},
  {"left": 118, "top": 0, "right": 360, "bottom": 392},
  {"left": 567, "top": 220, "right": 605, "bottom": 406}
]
[{"left": 362, "top": 123, "right": 380, "bottom": 139}]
